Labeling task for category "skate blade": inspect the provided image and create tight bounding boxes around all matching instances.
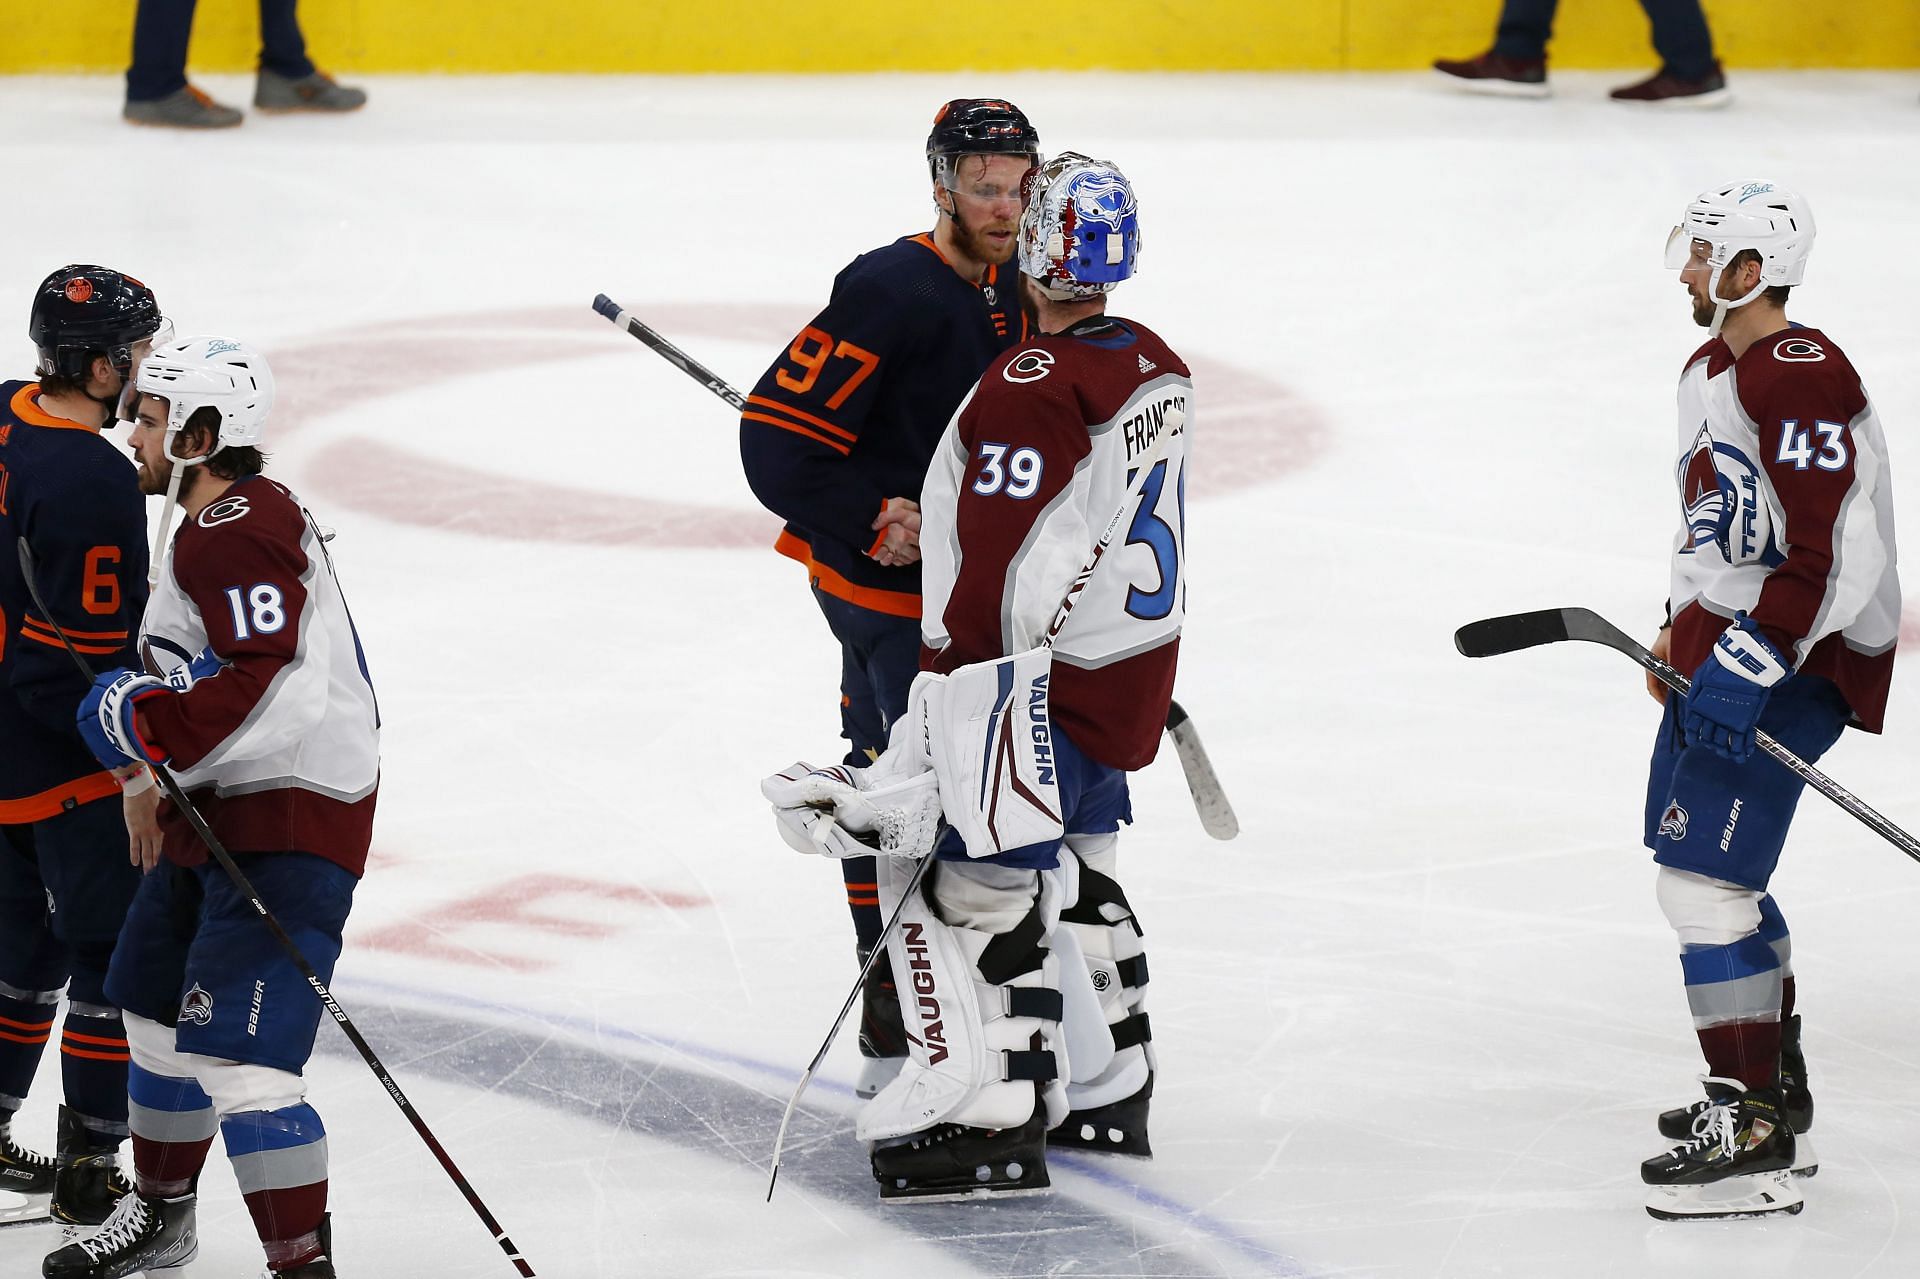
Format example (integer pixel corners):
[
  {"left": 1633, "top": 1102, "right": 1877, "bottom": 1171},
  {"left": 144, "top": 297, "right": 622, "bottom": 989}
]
[
  {"left": 0, "top": 1190, "right": 51, "bottom": 1229},
  {"left": 1645, "top": 1170, "right": 1803, "bottom": 1220},
  {"left": 879, "top": 1182, "right": 1052, "bottom": 1205}
]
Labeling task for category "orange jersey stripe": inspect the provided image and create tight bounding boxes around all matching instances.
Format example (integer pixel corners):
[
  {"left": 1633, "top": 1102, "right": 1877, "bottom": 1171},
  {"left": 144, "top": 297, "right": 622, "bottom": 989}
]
[
  {"left": 745, "top": 395, "right": 858, "bottom": 445},
  {"left": 741, "top": 412, "right": 852, "bottom": 457},
  {"left": 19, "top": 628, "right": 123, "bottom": 656},
  {"left": 22, "top": 618, "right": 127, "bottom": 642},
  {"left": 0, "top": 771, "right": 121, "bottom": 823},
  {"left": 772, "top": 531, "right": 921, "bottom": 619}
]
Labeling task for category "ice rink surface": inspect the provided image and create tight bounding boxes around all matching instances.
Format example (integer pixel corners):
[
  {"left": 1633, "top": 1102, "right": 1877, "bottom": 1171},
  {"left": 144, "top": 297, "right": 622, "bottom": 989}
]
[{"left": 3, "top": 68, "right": 1920, "bottom": 1278}]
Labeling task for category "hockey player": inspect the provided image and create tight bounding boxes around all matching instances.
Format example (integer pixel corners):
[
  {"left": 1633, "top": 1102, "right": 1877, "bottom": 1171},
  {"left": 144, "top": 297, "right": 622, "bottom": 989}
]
[
  {"left": 49, "top": 336, "right": 378, "bottom": 1278},
  {"left": 764, "top": 153, "right": 1190, "bottom": 1198},
  {"left": 1638, "top": 181, "right": 1898, "bottom": 1219},
  {"left": 739, "top": 98, "right": 1038, "bottom": 1098},
  {"left": 0, "top": 266, "right": 169, "bottom": 1229}
]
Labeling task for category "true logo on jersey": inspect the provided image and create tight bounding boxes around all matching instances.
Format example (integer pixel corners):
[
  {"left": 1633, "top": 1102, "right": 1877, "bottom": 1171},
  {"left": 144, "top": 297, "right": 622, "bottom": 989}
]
[
  {"left": 1659, "top": 803, "right": 1689, "bottom": 840},
  {"left": 180, "top": 983, "right": 215, "bottom": 1025},
  {"left": 1004, "top": 349, "right": 1055, "bottom": 383},
  {"left": 1679, "top": 426, "right": 1770, "bottom": 564},
  {"left": 198, "top": 495, "right": 251, "bottom": 528},
  {"left": 1773, "top": 336, "right": 1825, "bottom": 363}
]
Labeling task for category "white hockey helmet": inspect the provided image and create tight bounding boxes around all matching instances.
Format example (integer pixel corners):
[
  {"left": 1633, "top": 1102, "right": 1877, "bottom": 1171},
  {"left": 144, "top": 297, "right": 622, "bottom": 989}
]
[
  {"left": 135, "top": 335, "right": 276, "bottom": 455},
  {"left": 1665, "top": 181, "right": 1814, "bottom": 329},
  {"left": 1017, "top": 152, "right": 1142, "bottom": 302}
]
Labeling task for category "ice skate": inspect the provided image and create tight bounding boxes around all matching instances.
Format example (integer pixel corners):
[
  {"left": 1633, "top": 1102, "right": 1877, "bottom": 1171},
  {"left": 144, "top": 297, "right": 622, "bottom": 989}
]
[
  {"left": 871, "top": 1110, "right": 1049, "bottom": 1202},
  {"left": 1642, "top": 1079, "right": 1801, "bottom": 1220},
  {"left": 50, "top": 1108, "right": 132, "bottom": 1227},
  {"left": 1658, "top": 1016, "right": 1816, "bottom": 1175},
  {"left": 1049, "top": 1072, "right": 1153, "bottom": 1157},
  {"left": 0, "top": 1119, "right": 55, "bottom": 1224},
  {"left": 41, "top": 1190, "right": 197, "bottom": 1278}
]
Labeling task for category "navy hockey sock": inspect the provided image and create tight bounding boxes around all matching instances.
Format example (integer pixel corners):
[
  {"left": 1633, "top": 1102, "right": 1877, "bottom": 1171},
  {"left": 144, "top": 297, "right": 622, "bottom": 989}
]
[
  {"left": 843, "top": 854, "right": 883, "bottom": 952},
  {"left": 59, "top": 1006, "right": 130, "bottom": 1150},
  {"left": 0, "top": 986, "right": 58, "bottom": 1110}
]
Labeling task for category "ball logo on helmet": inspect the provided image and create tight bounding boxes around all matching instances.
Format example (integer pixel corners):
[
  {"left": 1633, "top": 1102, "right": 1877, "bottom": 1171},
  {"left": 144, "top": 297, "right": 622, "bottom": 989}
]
[
  {"left": 206, "top": 339, "right": 245, "bottom": 357},
  {"left": 64, "top": 278, "right": 94, "bottom": 304}
]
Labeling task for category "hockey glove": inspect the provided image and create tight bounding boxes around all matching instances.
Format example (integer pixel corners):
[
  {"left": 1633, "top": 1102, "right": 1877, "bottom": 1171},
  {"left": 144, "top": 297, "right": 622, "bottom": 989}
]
[
  {"left": 77, "top": 669, "right": 171, "bottom": 770},
  {"left": 1682, "top": 613, "right": 1791, "bottom": 762},
  {"left": 761, "top": 761, "right": 942, "bottom": 861}
]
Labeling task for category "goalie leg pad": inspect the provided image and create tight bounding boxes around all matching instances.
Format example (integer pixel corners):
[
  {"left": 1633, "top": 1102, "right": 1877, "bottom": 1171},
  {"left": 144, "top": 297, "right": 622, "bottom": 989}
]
[
  {"left": 1051, "top": 837, "right": 1154, "bottom": 1154},
  {"left": 924, "top": 647, "right": 1064, "bottom": 861},
  {"left": 859, "top": 861, "right": 1065, "bottom": 1143}
]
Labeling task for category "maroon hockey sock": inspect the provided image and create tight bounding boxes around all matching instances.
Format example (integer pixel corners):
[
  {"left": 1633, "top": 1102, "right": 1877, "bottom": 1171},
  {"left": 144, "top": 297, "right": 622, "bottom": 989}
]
[
  {"left": 247, "top": 1181, "right": 330, "bottom": 1268},
  {"left": 132, "top": 1133, "right": 213, "bottom": 1198},
  {"left": 1696, "top": 1020, "right": 1784, "bottom": 1093}
]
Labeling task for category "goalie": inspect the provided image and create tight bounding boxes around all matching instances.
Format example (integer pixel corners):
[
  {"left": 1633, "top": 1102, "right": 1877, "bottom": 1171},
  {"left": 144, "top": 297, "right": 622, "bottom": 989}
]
[{"left": 763, "top": 153, "right": 1193, "bottom": 1201}]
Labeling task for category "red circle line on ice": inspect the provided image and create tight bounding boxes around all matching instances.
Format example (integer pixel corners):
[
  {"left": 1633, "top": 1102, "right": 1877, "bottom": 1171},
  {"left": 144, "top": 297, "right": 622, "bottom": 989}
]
[{"left": 272, "top": 304, "right": 1325, "bottom": 548}]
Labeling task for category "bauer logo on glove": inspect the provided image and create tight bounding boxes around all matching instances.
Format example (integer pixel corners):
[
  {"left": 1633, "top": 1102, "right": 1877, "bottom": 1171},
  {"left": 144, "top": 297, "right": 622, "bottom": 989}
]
[{"left": 77, "top": 668, "right": 171, "bottom": 770}]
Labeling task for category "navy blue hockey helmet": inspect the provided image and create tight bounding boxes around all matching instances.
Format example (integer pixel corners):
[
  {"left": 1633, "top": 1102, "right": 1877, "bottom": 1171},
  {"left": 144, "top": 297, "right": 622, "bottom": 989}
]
[
  {"left": 29, "top": 265, "right": 164, "bottom": 383},
  {"left": 926, "top": 98, "right": 1039, "bottom": 187}
]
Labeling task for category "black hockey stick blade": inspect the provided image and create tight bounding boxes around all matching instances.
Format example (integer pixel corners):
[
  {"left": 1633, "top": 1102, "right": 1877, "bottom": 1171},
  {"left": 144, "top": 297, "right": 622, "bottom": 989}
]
[
  {"left": 1458, "top": 603, "right": 1920, "bottom": 866},
  {"left": 591, "top": 293, "right": 747, "bottom": 410},
  {"left": 1164, "top": 700, "right": 1238, "bottom": 840}
]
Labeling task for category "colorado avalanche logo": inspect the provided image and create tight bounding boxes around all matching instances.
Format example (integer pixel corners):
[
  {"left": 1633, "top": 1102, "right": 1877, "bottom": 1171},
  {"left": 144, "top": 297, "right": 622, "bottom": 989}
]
[
  {"left": 1659, "top": 803, "right": 1689, "bottom": 840},
  {"left": 1678, "top": 426, "right": 1774, "bottom": 565},
  {"left": 180, "top": 983, "right": 215, "bottom": 1026},
  {"left": 1069, "top": 170, "right": 1138, "bottom": 234}
]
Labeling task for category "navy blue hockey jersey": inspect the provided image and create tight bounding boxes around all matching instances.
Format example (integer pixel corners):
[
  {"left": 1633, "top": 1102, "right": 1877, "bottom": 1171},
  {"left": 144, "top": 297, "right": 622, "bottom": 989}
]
[
  {"left": 739, "top": 234, "right": 1024, "bottom": 616},
  {"left": 0, "top": 381, "right": 149, "bottom": 820}
]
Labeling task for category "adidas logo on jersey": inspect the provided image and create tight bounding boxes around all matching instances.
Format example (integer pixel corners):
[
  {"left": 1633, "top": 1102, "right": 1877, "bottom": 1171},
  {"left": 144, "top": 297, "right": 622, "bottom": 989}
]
[{"left": 1138, "top": 353, "right": 1157, "bottom": 374}]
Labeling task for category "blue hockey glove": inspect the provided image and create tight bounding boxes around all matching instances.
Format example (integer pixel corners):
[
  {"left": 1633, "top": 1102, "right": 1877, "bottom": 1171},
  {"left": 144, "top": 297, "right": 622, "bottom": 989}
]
[
  {"left": 1681, "top": 613, "right": 1791, "bottom": 762},
  {"left": 77, "top": 669, "right": 171, "bottom": 770}
]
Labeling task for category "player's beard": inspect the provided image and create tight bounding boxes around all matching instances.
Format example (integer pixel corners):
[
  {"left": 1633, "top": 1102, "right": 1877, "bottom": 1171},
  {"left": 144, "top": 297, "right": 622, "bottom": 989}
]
[
  {"left": 136, "top": 453, "right": 172, "bottom": 496},
  {"left": 1690, "top": 287, "right": 1718, "bottom": 328},
  {"left": 949, "top": 201, "right": 1018, "bottom": 267}
]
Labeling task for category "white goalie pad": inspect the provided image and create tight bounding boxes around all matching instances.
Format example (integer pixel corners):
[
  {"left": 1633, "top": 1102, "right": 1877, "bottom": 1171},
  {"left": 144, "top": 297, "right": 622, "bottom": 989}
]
[
  {"left": 1051, "top": 922, "right": 1115, "bottom": 1085},
  {"left": 924, "top": 646, "right": 1064, "bottom": 859}
]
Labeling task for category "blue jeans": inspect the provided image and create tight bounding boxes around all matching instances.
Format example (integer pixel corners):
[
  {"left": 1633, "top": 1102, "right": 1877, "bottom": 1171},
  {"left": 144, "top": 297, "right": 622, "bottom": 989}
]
[
  {"left": 126, "top": 0, "right": 315, "bottom": 102},
  {"left": 1492, "top": 0, "right": 1717, "bottom": 78}
]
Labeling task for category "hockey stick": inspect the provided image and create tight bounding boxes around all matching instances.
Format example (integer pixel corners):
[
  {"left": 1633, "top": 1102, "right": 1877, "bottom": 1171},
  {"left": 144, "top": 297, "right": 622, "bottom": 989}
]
[
  {"left": 764, "top": 404, "right": 1189, "bottom": 1200},
  {"left": 1455, "top": 606, "right": 1920, "bottom": 865},
  {"left": 16, "top": 538, "right": 537, "bottom": 1279},
  {"left": 590, "top": 292, "right": 1238, "bottom": 839}
]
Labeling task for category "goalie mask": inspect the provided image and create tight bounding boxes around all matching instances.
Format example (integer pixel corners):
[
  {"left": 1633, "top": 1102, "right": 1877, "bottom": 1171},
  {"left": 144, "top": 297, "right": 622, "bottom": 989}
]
[
  {"left": 1017, "top": 153, "right": 1142, "bottom": 302},
  {"left": 1664, "top": 180, "right": 1814, "bottom": 334}
]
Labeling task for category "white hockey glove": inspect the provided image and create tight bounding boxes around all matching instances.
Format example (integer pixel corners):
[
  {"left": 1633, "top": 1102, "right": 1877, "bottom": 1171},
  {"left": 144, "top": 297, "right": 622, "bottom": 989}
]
[{"left": 761, "top": 762, "right": 942, "bottom": 860}]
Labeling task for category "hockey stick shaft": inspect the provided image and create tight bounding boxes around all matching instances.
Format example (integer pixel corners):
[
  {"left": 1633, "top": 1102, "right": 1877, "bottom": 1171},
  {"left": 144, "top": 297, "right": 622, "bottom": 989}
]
[
  {"left": 17, "top": 538, "right": 537, "bottom": 1278},
  {"left": 591, "top": 292, "right": 1237, "bottom": 837},
  {"left": 1456, "top": 606, "right": 1920, "bottom": 864}
]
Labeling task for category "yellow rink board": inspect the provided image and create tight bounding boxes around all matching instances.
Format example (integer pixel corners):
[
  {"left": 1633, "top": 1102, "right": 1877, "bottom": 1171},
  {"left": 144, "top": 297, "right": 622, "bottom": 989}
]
[{"left": 4, "top": 0, "right": 1916, "bottom": 74}]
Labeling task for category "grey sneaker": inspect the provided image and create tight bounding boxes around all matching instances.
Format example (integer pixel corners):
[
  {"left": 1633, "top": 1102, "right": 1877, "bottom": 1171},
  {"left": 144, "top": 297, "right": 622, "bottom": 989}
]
[
  {"left": 254, "top": 69, "right": 367, "bottom": 113},
  {"left": 123, "top": 85, "right": 243, "bottom": 129}
]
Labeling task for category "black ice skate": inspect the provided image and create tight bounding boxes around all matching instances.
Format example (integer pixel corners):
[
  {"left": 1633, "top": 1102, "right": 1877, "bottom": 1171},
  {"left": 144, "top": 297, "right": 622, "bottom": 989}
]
[
  {"left": 871, "top": 1110, "right": 1049, "bottom": 1202},
  {"left": 41, "top": 1190, "right": 197, "bottom": 1278},
  {"left": 0, "top": 1118, "right": 56, "bottom": 1224},
  {"left": 855, "top": 946, "right": 908, "bottom": 1100},
  {"left": 1048, "top": 1072, "right": 1153, "bottom": 1157},
  {"left": 50, "top": 1107, "right": 132, "bottom": 1227},
  {"left": 1658, "top": 1016, "right": 1816, "bottom": 1175},
  {"left": 1642, "top": 1079, "right": 1801, "bottom": 1220},
  {"left": 269, "top": 1212, "right": 337, "bottom": 1278}
]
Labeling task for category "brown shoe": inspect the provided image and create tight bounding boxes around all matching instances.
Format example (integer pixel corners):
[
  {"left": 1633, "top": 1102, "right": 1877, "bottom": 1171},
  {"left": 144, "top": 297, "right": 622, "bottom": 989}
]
[
  {"left": 1433, "top": 50, "right": 1549, "bottom": 99},
  {"left": 1610, "top": 63, "right": 1731, "bottom": 109}
]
